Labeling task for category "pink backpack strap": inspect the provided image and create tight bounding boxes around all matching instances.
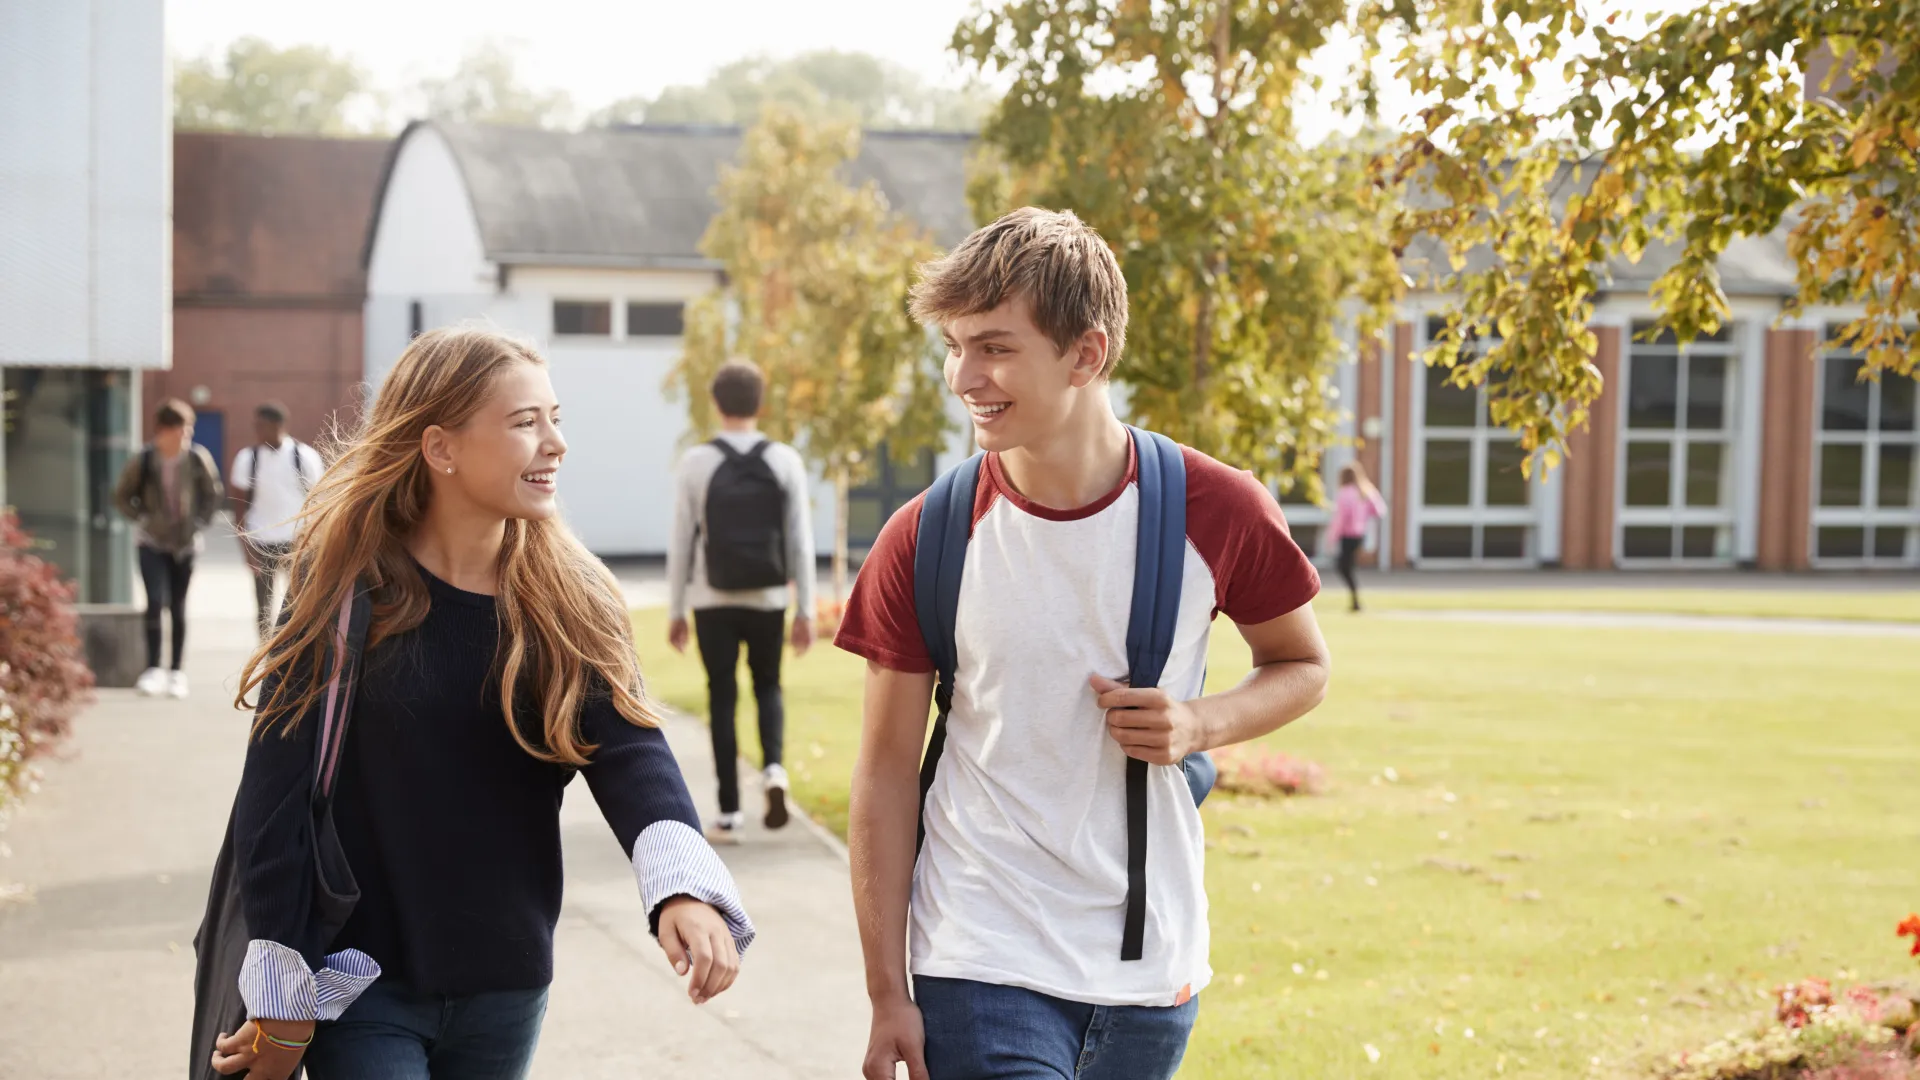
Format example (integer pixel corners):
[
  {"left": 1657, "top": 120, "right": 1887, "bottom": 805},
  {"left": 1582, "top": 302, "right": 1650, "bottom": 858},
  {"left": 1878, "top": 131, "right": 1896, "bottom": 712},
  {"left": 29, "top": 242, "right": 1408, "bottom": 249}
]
[{"left": 313, "top": 595, "right": 355, "bottom": 799}]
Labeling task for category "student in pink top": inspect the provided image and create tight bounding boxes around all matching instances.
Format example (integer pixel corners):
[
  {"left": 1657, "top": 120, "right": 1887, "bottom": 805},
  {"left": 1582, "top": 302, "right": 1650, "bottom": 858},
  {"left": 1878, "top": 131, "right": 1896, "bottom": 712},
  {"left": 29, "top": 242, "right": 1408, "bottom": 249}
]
[{"left": 1331, "top": 461, "right": 1386, "bottom": 612}]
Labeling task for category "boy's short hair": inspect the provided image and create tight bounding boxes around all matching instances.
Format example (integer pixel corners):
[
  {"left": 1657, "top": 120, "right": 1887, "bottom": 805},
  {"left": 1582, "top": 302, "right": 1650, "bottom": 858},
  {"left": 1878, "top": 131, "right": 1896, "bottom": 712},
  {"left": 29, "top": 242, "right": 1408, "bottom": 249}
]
[
  {"left": 710, "top": 360, "right": 765, "bottom": 419},
  {"left": 909, "top": 207, "right": 1128, "bottom": 378},
  {"left": 154, "top": 399, "right": 195, "bottom": 430},
  {"left": 256, "top": 401, "right": 289, "bottom": 424}
]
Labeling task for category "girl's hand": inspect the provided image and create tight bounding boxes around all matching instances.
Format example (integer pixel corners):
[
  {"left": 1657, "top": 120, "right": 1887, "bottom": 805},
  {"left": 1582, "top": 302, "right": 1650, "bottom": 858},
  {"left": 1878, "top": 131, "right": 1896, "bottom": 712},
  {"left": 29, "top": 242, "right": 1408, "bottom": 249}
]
[
  {"left": 657, "top": 895, "right": 740, "bottom": 1004},
  {"left": 211, "top": 1019, "right": 314, "bottom": 1078}
]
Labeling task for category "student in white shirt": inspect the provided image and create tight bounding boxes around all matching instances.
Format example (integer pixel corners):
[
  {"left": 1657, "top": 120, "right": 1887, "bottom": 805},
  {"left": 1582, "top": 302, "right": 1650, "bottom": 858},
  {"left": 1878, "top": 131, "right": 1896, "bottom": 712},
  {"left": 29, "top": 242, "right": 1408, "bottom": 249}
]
[
  {"left": 666, "top": 361, "right": 818, "bottom": 841},
  {"left": 837, "top": 209, "right": 1331, "bottom": 1080},
  {"left": 231, "top": 402, "right": 324, "bottom": 635}
]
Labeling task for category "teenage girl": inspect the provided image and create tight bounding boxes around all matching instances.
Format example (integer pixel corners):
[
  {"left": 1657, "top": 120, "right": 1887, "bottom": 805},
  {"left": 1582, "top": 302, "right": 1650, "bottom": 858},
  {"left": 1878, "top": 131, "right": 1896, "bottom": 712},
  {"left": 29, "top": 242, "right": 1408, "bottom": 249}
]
[
  {"left": 1331, "top": 461, "right": 1386, "bottom": 612},
  {"left": 211, "top": 328, "right": 751, "bottom": 1080}
]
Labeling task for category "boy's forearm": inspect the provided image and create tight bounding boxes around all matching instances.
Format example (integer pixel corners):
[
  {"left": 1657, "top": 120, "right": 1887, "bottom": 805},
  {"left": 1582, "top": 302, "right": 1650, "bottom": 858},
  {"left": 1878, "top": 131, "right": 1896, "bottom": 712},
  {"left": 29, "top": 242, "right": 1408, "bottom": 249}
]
[
  {"left": 1191, "top": 655, "right": 1330, "bottom": 752},
  {"left": 848, "top": 760, "right": 918, "bottom": 1003}
]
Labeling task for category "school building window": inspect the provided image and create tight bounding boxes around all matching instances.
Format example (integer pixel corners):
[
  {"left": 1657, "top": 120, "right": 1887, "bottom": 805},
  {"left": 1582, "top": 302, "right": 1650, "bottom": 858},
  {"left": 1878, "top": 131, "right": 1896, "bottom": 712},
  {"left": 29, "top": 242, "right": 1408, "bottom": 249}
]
[
  {"left": 552, "top": 299, "right": 612, "bottom": 337},
  {"left": 1812, "top": 334, "right": 1919, "bottom": 565},
  {"left": 1616, "top": 322, "right": 1739, "bottom": 563},
  {"left": 847, "top": 446, "right": 936, "bottom": 550},
  {"left": 1413, "top": 319, "right": 1534, "bottom": 564},
  {"left": 626, "top": 302, "right": 685, "bottom": 338}
]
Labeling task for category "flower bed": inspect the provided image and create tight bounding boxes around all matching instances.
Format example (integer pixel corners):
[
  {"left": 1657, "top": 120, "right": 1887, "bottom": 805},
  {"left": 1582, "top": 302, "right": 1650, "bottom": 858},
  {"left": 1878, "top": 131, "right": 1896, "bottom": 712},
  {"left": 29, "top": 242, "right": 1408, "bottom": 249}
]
[
  {"left": 1653, "top": 919, "right": 1920, "bottom": 1080},
  {"left": 1210, "top": 742, "right": 1328, "bottom": 797}
]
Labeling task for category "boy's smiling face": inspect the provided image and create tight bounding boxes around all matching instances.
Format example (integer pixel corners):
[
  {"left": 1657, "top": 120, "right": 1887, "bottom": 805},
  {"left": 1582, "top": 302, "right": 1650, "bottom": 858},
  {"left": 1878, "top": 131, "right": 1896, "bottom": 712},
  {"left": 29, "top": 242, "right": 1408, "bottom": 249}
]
[{"left": 942, "top": 294, "right": 1107, "bottom": 454}]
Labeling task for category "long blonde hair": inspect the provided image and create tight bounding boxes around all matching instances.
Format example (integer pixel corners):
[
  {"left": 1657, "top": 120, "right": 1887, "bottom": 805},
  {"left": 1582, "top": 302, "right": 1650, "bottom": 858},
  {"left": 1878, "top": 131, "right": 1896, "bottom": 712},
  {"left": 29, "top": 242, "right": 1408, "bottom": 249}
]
[{"left": 236, "top": 326, "right": 660, "bottom": 764}]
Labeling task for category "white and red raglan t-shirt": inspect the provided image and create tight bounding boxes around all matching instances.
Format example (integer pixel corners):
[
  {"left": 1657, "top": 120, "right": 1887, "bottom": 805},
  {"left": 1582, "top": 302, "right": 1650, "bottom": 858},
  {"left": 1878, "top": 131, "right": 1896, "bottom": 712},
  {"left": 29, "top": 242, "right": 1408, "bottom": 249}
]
[{"left": 834, "top": 440, "right": 1320, "bottom": 1007}]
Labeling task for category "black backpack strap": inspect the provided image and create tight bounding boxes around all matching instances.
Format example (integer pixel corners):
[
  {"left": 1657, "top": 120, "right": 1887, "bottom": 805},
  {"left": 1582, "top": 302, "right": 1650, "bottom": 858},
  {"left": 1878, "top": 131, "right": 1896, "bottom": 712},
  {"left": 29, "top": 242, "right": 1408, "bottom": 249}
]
[
  {"left": 911, "top": 453, "right": 983, "bottom": 853},
  {"left": 1119, "top": 426, "right": 1188, "bottom": 961},
  {"left": 745, "top": 439, "right": 772, "bottom": 461},
  {"left": 710, "top": 437, "right": 746, "bottom": 462}
]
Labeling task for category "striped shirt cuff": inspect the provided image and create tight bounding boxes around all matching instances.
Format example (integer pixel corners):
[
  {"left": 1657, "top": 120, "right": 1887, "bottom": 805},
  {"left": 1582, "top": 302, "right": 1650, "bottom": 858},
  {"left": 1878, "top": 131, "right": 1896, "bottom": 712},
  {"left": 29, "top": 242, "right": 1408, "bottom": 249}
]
[
  {"left": 239, "top": 940, "right": 381, "bottom": 1022},
  {"left": 635, "top": 820, "right": 756, "bottom": 955}
]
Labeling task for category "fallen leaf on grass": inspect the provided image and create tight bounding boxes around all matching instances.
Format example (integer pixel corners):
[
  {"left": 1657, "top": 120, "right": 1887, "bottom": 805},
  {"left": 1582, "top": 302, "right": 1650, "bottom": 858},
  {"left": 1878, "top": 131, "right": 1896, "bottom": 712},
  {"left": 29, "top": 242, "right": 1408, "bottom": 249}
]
[
  {"left": 1422, "top": 858, "right": 1480, "bottom": 875},
  {"left": 1527, "top": 812, "right": 1575, "bottom": 824},
  {"left": 1664, "top": 894, "right": 1690, "bottom": 907},
  {"left": 1493, "top": 851, "right": 1535, "bottom": 862}
]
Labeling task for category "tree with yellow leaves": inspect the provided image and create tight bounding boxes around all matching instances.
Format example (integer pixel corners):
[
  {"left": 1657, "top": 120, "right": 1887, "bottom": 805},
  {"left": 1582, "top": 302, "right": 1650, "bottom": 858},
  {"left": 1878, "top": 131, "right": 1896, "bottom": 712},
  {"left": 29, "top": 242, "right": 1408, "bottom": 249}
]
[
  {"left": 666, "top": 106, "right": 949, "bottom": 601},
  {"left": 1364, "top": 0, "right": 1920, "bottom": 462}
]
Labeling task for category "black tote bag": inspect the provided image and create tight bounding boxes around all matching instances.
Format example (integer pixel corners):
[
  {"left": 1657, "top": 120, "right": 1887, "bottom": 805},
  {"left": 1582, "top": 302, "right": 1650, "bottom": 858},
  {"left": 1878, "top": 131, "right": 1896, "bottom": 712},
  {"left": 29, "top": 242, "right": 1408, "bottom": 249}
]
[{"left": 190, "top": 589, "right": 370, "bottom": 1079}]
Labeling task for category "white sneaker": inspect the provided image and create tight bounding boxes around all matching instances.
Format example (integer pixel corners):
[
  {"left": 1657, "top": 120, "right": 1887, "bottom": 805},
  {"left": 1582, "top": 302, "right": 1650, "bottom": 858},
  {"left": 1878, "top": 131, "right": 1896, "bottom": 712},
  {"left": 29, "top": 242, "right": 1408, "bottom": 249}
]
[
  {"left": 167, "top": 671, "right": 189, "bottom": 699},
  {"left": 134, "top": 668, "right": 167, "bottom": 697},
  {"left": 763, "top": 764, "right": 790, "bottom": 830},
  {"left": 705, "top": 811, "right": 745, "bottom": 845}
]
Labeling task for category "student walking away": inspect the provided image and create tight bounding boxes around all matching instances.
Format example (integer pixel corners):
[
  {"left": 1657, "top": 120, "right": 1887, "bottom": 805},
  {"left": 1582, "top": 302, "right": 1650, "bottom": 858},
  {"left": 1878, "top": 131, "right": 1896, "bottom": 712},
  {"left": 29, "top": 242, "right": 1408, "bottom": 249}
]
[
  {"left": 666, "top": 359, "right": 817, "bottom": 843},
  {"left": 202, "top": 327, "right": 751, "bottom": 1080},
  {"left": 837, "top": 209, "right": 1332, "bottom": 1080},
  {"left": 113, "top": 399, "right": 222, "bottom": 699},
  {"left": 231, "top": 402, "right": 324, "bottom": 635},
  {"left": 1331, "top": 460, "right": 1386, "bottom": 612}
]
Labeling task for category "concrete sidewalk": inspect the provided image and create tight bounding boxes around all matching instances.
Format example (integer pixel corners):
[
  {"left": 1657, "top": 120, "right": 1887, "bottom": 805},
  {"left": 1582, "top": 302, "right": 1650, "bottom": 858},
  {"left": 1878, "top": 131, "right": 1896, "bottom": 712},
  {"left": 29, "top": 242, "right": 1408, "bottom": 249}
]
[{"left": 0, "top": 587, "right": 866, "bottom": 1077}]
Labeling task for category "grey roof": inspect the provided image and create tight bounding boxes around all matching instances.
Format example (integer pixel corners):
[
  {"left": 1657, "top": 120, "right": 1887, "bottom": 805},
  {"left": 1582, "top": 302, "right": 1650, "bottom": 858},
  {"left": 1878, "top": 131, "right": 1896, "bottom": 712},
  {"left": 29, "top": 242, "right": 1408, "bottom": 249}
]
[
  {"left": 411, "top": 121, "right": 975, "bottom": 268},
  {"left": 1398, "top": 159, "right": 1800, "bottom": 299}
]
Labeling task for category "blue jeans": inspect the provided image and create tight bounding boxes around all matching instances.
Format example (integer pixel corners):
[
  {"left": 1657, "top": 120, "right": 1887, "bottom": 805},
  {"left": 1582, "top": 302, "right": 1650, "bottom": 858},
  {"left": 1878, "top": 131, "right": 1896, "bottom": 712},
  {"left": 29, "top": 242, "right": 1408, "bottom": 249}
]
[
  {"left": 916, "top": 975, "right": 1199, "bottom": 1080},
  {"left": 304, "top": 980, "right": 549, "bottom": 1080}
]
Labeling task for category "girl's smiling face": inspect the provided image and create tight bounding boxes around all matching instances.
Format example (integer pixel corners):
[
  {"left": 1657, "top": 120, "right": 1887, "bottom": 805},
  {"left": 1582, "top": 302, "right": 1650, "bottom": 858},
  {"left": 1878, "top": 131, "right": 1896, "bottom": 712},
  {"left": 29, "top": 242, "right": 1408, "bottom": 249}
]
[{"left": 427, "top": 361, "right": 567, "bottom": 522}]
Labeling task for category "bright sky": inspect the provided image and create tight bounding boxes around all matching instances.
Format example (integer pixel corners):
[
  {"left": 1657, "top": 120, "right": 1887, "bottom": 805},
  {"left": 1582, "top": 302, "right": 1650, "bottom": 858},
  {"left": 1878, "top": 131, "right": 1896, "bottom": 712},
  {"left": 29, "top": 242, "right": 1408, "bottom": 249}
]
[
  {"left": 166, "top": 0, "right": 1712, "bottom": 138},
  {"left": 165, "top": 0, "right": 986, "bottom": 115}
]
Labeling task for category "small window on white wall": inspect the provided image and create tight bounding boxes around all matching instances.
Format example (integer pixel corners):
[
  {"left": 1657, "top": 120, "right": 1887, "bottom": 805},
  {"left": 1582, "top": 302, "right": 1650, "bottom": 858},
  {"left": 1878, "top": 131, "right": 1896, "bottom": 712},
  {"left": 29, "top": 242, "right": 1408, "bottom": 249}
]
[
  {"left": 627, "top": 302, "right": 685, "bottom": 338},
  {"left": 553, "top": 300, "right": 612, "bottom": 336}
]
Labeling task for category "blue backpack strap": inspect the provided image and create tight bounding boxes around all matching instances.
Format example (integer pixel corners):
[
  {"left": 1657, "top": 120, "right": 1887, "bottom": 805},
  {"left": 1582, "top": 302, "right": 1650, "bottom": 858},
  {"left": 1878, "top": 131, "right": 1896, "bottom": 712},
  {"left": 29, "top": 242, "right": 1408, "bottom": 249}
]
[
  {"left": 1120, "top": 427, "right": 1189, "bottom": 962},
  {"left": 912, "top": 453, "right": 983, "bottom": 852}
]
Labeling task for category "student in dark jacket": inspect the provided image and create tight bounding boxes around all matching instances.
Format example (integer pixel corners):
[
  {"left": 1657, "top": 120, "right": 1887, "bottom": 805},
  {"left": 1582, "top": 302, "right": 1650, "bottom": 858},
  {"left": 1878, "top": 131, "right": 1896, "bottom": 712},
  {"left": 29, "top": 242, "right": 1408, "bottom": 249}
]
[
  {"left": 112, "top": 398, "right": 222, "bottom": 699},
  {"left": 209, "top": 327, "right": 752, "bottom": 1080}
]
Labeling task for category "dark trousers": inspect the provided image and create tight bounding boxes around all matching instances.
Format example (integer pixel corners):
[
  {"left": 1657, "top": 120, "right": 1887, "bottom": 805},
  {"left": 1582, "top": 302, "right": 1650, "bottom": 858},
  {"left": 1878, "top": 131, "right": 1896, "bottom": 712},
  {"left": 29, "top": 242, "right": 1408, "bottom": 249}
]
[
  {"left": 248, "top": 540, "right": 292, "bottom": 633},
  {"left": 1335, "top": 536, "right": 1364, "bottom": 609},
  {"left": 136, "top": 545, "right": 193, "bottom": 670},
  {"left": 917, "top": 974, "right": 1198, "bottom": 1080},
  {"left": 693, "top": 607, "right": 786, "bottom": 815},
  {"left": 305, "top": 980, "right": 548, "bottom": 1080}
]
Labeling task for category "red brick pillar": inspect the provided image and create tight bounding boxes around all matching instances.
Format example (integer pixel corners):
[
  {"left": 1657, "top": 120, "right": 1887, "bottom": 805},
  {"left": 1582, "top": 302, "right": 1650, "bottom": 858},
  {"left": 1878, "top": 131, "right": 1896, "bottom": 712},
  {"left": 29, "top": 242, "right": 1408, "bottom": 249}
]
[
  {"left": 1389, "top": 322, "right": 1415, "bottom": 569},
  {"left": 1559, "top": 325, "right": 1622, "bottom": 569},
  {"left": 1355, "top": 334, "right": 1385, "bottom": 567},
  {"left": 1758, "top": 328, "right": 1818, "bottom": 570}
]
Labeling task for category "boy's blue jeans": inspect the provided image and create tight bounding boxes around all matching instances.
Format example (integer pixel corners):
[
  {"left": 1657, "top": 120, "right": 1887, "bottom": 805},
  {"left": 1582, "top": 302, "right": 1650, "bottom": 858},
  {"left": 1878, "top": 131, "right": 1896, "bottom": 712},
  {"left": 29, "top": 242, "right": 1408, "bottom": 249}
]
[
  {"left": 916, "top": 975, "right": 1199, "bottom": 1080},
  {"left": 304, "top": 980, "right": 549, "bottom": 1080}
]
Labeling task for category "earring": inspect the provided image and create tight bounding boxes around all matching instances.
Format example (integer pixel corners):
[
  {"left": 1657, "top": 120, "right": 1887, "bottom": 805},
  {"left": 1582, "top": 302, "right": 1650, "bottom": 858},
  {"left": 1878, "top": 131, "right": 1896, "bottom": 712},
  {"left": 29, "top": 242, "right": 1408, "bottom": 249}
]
[{"left": 446, "top": 467, "right": 454, "bottom": 475}]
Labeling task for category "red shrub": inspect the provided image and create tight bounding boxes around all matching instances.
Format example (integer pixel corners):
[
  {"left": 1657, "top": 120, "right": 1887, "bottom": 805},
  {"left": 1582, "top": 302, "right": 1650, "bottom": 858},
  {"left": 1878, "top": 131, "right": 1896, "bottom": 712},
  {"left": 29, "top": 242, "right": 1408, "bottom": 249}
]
[{"left": 0, "top": 512, "right": 93, "bottom": 812}]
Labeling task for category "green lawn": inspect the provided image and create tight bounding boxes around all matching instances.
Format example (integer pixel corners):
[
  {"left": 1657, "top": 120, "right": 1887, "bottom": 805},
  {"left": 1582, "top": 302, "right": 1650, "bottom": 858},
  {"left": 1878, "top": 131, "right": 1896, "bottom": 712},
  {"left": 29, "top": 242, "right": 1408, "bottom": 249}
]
[
  {"left": 631, "top": 600, "right": 1920, "bottom": 1079},
  {"left": 1331, "top": 586, "right": 1920, "bottom": 624}
]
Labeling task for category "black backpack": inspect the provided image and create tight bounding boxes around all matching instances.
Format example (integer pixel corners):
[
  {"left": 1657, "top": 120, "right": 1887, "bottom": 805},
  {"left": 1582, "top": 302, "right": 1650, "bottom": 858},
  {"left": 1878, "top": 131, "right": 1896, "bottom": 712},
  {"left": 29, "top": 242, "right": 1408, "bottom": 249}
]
[{"left": 703, "top": 439, "right": 789, "bottom": 590}]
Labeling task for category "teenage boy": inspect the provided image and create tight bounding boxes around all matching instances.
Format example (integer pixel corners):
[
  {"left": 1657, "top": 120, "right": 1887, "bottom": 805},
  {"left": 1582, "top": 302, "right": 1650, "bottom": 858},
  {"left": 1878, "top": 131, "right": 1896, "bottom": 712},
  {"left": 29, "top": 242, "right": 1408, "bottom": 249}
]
[
  {"left": 114, "top": 399, "right": 223, "bottom": 699},
  {"left": 667, "top": 360, "right": 818, "bottom": 842},
  {"left": 230, "top": 401, "right": 323, "bottom": 634},
  {"left": 836, "top": 208, "right": 1331, "bottom": 1080}
]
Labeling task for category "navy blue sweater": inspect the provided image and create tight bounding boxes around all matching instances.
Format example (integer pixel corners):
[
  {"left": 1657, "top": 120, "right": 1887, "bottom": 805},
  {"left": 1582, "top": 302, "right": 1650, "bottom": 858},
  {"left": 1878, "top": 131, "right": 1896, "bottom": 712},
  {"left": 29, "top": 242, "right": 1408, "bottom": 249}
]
[{"left": 232, "top": 568, "right": 707, "bottom": 995}]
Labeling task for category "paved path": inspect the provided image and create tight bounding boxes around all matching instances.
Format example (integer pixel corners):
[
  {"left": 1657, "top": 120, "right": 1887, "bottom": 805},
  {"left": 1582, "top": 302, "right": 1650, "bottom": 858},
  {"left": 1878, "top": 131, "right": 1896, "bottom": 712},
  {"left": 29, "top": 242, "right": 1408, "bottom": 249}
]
[
  {"left": 0, "top": 559, "right": 866, "bottom": 1078},
  {"left": 1376, "top": 608, "right": 1920, "bottom": 638}
]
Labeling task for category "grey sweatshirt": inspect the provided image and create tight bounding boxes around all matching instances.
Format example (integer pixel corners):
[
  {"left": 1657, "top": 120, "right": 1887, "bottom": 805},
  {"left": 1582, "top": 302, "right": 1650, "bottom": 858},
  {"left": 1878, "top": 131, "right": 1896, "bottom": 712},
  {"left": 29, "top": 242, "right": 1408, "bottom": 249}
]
[{"left": 667, "top": 431, "right": 817, "bottom": 621}]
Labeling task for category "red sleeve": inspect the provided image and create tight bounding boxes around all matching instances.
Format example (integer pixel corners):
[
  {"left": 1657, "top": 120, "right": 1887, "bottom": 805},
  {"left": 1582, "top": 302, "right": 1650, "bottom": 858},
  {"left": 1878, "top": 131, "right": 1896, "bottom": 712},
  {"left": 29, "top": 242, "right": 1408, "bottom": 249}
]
[
  {"left": 1182, "top": 447, "right": 1321, "bottom": 625},
  {"left": 833, "top": 493, "right": 934, "bottom": 673}
]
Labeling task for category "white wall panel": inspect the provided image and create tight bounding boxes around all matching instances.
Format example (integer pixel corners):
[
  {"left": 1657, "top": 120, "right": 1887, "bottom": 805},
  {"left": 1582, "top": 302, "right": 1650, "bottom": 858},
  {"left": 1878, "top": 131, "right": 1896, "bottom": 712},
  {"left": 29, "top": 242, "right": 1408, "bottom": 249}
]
[{"left": 0, "top": 0, "right": 166, "bottom": 368}]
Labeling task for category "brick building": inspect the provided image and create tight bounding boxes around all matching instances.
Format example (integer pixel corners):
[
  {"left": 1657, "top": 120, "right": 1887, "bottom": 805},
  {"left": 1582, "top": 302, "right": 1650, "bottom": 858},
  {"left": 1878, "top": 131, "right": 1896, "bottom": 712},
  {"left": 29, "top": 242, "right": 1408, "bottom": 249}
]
[{"left": 151, "top": 132, "right": 390, "bottom": 472}]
